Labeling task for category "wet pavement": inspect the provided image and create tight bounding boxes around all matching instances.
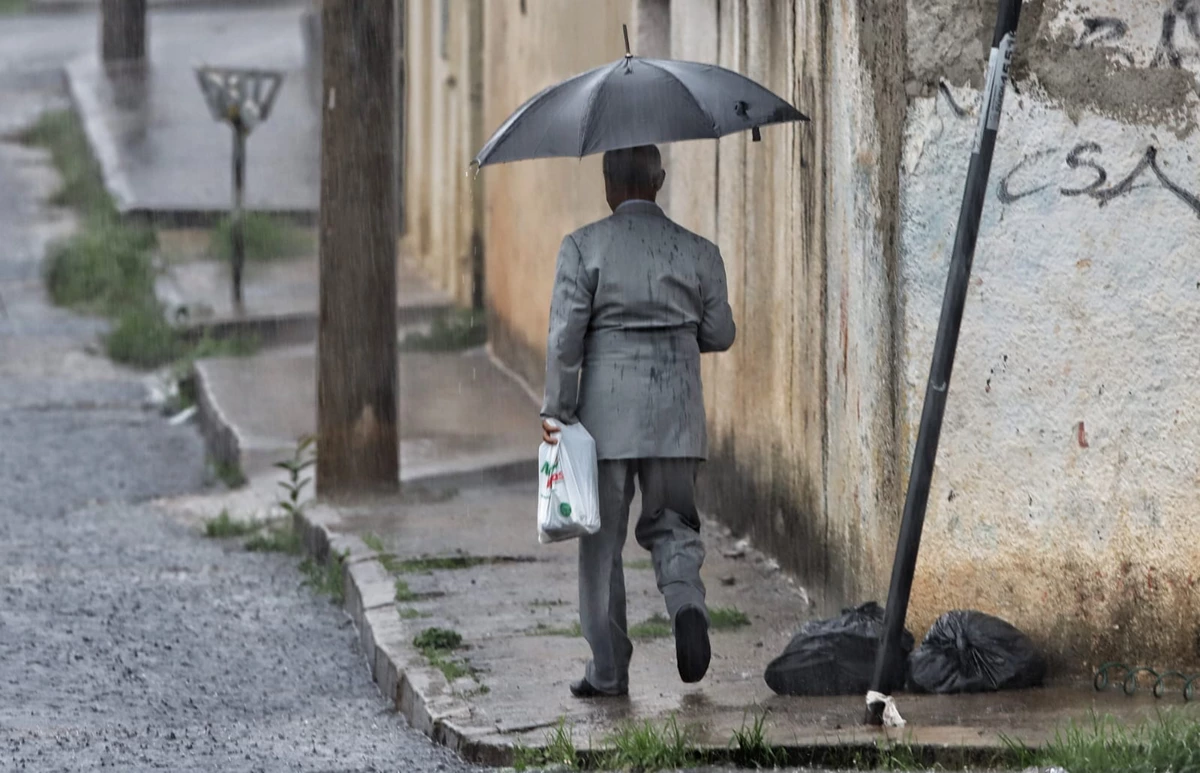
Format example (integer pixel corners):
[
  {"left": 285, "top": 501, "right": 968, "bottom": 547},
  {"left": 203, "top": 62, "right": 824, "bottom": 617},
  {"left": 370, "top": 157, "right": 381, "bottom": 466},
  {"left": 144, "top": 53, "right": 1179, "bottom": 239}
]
[
  {"left": 65, "top": 1, "right": 318, "bottom": 218},
  {"left": 193, "top": 344, "right": 537, "bottom": 479},
  {"left": 155, "top": 236, "right": 452, "bottom": 338},
  {"left": 308, "top": 479, "right": 1200, "bottom": 762}
]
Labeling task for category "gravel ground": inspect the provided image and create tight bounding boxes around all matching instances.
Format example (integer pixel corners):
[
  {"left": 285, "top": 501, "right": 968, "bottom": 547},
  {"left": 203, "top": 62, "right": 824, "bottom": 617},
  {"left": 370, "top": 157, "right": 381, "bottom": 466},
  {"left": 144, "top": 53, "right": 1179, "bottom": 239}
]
[{"left": 0, "top": 20, "right": 482, "bottom": 770}]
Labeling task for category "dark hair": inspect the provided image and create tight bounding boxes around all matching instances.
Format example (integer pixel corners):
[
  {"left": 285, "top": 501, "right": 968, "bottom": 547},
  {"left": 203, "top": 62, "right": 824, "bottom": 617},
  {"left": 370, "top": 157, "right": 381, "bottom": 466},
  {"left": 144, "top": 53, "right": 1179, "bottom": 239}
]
[{"left": 602, "top": 145, "right": 663, "bottom": 190}]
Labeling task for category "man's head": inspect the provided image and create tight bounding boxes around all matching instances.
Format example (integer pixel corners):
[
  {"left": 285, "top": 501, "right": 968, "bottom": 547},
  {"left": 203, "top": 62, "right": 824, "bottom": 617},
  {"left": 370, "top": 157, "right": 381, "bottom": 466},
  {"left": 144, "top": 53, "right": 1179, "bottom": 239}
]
[{"left": 602, "top": 145, "right": 666, "bottom": 211}]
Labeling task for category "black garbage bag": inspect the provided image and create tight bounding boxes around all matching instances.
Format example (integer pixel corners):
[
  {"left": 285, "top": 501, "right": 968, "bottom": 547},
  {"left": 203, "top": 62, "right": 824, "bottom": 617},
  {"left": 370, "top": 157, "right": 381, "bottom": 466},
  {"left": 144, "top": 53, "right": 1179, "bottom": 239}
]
[
  {"left": 764, "top": 601, "right": 914, "bottom": 696},
  {"left": 907, "top": 610, "right": 1047, "bottom": 694}
]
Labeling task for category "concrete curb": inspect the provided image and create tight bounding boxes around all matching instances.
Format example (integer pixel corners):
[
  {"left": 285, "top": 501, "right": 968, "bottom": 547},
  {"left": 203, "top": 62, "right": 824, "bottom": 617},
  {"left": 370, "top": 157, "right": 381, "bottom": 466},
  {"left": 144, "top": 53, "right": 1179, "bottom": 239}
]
[
  {"left": 64, "top": 57, "right": 137, "bottom": 214},
  {"left": 292, "top": 504, "right": 513, "bottom": 767}
]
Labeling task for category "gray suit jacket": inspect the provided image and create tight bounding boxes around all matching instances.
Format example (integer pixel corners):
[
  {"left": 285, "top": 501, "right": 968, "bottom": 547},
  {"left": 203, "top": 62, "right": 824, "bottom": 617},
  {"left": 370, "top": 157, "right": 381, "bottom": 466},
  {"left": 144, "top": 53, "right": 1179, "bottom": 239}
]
[{"left": 540, "top": 200, "right": 736, "bottom": 460}]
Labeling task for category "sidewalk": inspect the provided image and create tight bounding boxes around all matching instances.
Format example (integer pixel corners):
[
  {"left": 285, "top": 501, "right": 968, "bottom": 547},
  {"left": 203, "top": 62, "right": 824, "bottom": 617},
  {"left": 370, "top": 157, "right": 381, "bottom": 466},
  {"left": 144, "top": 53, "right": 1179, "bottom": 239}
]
[
  {"left": 299, "top": 480, "right": 1172, "bottom": 765},
  {"left": 186, "top": 326, "right": 1179, "bottom": 765},
  {"left": 64, "top": 2, "right": 317, "bottom": 220}
]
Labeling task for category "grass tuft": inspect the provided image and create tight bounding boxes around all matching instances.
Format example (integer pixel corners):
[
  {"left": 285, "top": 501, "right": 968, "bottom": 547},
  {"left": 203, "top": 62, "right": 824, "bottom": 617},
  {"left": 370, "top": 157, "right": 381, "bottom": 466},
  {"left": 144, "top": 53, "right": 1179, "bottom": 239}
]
[
  {"left": 23, "top": 109, "right": 257, "bottom": 371},
  {"left": 362, "top": 533, "right": 386, "bottom": 552},
  {"left": 245, "top": 523, "right": 302, "bottom": 555},
  {"left": 300, "top": 552, "right": 346, "bottom": 603},
  {"left": 710, "top": 605, "right": 751, "bottom": 630},
  {"left": 526, "top": 621, "right": 582, "bottom": 638},
  {"left": 1006, "top": 710, "right": 1200, "bottom": 773},
  {"left": 19, "top": 110, "right": 113, "bottom": 215},
  {"left": 398, "top": 607, "right": 430, "bottom": 620},
  {"left": 203, "top": 509, "right": 258, "bottom": 538},
  {"left": 209, "top": 213, "right": 315, "bottom": 263},
  {"left": 413, "top": 627, "right": 477, "bottom": 683},
  {"left": 729, "top": 709, "right": 786, "bottom": 768},
  {"left": 513, "top": 719, "right": 579, "bottom": 771},
  {"left": 394, "top": 578, "right": 417, "bottom": 602},
  {"left": 601, "top": 715, "right": 702, "bottom": 771}
]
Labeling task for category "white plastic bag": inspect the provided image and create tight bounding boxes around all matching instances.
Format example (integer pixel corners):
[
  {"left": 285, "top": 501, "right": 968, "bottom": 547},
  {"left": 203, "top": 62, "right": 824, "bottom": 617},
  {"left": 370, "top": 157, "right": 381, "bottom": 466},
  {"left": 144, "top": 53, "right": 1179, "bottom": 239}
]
[{"left": 537, "top": 420, "right": 600, "bottom": 544}]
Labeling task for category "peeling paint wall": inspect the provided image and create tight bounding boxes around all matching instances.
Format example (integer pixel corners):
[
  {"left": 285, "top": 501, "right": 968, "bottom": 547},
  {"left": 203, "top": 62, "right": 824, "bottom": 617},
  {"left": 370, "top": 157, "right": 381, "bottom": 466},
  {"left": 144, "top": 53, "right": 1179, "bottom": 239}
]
[{"left": 900, "top": 0, "right": 1200, "bottom": 670}]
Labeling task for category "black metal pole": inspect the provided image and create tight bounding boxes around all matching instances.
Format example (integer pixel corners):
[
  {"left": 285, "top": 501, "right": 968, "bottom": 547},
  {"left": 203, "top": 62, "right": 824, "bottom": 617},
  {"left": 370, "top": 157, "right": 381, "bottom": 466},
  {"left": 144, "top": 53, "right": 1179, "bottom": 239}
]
[
  {"left": 865, "top": 0, "right": 1022, "bottom": 725},
  {"left": 231, "top": 125, "right": 246, "bottom": 312}
]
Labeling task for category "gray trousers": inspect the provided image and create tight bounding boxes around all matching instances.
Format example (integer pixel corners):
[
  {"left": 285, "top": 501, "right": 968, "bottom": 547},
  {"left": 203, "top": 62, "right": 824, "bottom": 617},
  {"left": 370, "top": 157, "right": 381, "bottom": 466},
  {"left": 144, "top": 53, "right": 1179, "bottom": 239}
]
[{"left": 579, "top": 458, "right": 707, "bottom": 694}]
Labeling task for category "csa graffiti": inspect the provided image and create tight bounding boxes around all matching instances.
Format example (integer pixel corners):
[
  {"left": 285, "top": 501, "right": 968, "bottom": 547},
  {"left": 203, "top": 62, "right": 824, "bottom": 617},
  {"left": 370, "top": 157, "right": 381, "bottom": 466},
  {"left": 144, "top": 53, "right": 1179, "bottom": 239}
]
[{"left": 998, "top": 142, "right": 1200, "bottom": 218}]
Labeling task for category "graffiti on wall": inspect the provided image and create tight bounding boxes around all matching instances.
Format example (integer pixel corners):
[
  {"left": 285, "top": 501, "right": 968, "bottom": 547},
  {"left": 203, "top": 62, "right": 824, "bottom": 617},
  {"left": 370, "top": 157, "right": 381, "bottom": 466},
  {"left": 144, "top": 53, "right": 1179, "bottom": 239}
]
[
  {"left": 998, "top": 143, "right": 1200, "bottom": 218},
  {"left": 1153, "top": 0, "right": 1200, "bottom": 68}
]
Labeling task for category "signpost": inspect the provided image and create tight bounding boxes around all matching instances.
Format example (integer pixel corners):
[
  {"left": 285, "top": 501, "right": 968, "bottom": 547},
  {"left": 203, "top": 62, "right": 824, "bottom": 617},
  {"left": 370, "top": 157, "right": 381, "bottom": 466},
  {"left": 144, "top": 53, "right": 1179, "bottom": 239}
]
[
  {"left": 195, "top": 67, "right": 284, "bottom": 311},
  {"left": 865, "top": 0, "right": 1024, "bottom": 726}
]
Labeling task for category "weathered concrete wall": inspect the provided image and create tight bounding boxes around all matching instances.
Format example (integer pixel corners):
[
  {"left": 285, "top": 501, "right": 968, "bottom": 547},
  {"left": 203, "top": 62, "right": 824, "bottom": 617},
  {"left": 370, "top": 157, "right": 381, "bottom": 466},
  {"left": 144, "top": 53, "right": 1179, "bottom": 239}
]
[
  {"left": 479, "top": 0, "right": 632, "bottom": 388},
  {"left": 402, "top": 0, "right": 483, "bottom": 306},
  {"left": 662, "top": 0, "right": 908, "bottom": 613},
  {"left": 899, "top": 0, "right": 1200, "bottom": 670}
]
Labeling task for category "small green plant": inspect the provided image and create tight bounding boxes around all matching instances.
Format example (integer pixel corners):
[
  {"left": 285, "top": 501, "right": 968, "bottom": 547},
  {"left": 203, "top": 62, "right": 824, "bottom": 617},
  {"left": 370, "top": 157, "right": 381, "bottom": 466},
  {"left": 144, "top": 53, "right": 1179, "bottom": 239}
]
[
  {"left": 106, "top": 304, "right": 184, "bottom": 367},
  {"left": 628, "top": 614, "right": 672, "bottom": 640},
  {"left": 300, "top": 550, "right": 346, "bottom": 602},
  {"left": 390, "top": 554, "right": 490, "bottom": 573},
  {"left": 513, "top": 719, "right": 579, "bottom": 771},
  {"left": 729, "top": 709, "right": 785, "bottom": 769},
  {"left": 400, "top": 309, "right": 487, "bottom": 352},
  {"left": 244, "top": 523, "right": 303, "bottom": 555},
  {"left": 398, "top": 607, "right": 430, "bottom": 620},
  {"left": 209, "top": 213, "right": 315, "bottom": 263},
  {"left": 0, "top": 0, "right": 30, "bottom": 16},
  {"left": 625, "top": 558, "right": 654, "bottom": 570},
  {"left": 394, "top": 578, "right": 417, "bottom": 602},
  {"left": 209, "top": 456, "right": 247, "bottom": 489},
  {"left": 203, "top": 509, "right": 258, "bottom": 538},
  {"left": 601, "top": 715, "right": 703, "bottom": 771},
  {"left": 526, "top": 621, "right": 582, "bottom": 637},
  {"left": 362, "top": 533, "right": 386, "bottom": 552},
  {"left": 275, "top": 435, "right": 316, "bottom": 518},
  {"left": 413, "top": 627, "right": 477, "bottom": 683},
  {"left": 710, "top": 606, "right": 751, "bottom": 630},
  {"left": 529, "top": 598, "right": 567, "bottom": 607}
]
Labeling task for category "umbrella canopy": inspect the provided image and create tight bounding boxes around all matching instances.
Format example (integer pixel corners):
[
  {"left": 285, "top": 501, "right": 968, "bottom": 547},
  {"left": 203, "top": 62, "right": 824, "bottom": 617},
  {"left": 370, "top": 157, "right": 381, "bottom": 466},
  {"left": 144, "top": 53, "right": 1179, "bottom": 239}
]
[{"left": 473, "top": 47, "right": 808, "bottom": 167}]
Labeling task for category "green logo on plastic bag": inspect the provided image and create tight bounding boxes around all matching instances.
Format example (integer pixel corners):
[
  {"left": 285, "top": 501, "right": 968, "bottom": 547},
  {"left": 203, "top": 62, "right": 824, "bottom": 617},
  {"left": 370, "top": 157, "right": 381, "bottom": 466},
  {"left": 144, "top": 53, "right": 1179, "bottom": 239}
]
[{"left": 559, "top": 502, "right": 572, "bottom": 519}]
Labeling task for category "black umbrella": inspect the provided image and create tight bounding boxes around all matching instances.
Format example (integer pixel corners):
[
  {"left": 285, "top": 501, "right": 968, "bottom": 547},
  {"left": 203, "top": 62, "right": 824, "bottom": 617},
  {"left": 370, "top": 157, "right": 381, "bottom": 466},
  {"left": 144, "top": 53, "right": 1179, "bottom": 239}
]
[{"left": 473, "top": 26, "right": 808, "bottom": 167}]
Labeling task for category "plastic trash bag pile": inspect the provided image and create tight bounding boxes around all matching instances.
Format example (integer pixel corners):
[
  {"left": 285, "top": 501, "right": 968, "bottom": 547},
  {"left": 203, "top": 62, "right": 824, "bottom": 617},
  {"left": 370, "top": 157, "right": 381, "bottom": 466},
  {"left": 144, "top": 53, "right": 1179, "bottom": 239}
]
[{"left": 765, "top": 604, "right": 1046, "bottom": 696}]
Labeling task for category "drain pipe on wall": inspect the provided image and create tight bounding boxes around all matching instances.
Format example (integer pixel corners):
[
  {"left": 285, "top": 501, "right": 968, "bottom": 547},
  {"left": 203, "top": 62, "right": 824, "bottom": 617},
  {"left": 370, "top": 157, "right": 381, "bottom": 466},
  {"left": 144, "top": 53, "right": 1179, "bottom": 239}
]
[{"left": 865, "top": 0, "right": 1024, "bottom": 727}]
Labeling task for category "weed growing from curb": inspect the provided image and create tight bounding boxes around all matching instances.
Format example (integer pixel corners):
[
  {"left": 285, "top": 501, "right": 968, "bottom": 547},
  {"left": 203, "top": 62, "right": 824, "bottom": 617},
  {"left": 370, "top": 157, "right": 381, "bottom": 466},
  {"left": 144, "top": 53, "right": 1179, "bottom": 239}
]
[
  {"left": 275, "top": 435, "right": 315, "bottom": 518},
  {"left": 398, "top": 607, "right": 430, "bottom": 620},
  {"left": 22, "top": 110, "right": 256, "bottom": 369},
  {"left": 244, "top": 524, "right": 303, "bottom": 555},
  {"left": 209, "top": 457, "right": 247, "bottom": 489},
  {"left": 300, "top": 550, "right": 346, "bottom": 603},
  {"left": 625, "top": 558, "right": 653, "bottom": 570},
  {"left": 413, "top": 627, "right": 477, "bottom": 683},
  {"left": 394, "top": 579, "right": 417, "bottom": 602},
  {"left": 203, "top": 509, "right": 258, "bottom": 538},
  {"left": 602, "top": 716, "right": 702, "bottom": 770},
  {"left": 513, "top": 719, "right": 579, "bottom": 771},
  {"left": 710, "top": 606, "right": 751, "bottom": 630},
  {"left": 362, "top": 533, "right": 385, "bottom": 552},
  {"left": 728, "top": 709, "right": 786, "bottom": 769}
]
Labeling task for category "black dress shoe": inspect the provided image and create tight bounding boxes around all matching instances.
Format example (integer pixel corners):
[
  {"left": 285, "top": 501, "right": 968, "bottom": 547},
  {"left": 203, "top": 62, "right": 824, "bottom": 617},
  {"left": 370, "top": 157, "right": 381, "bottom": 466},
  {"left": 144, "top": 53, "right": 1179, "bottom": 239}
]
[
  {"left": 569, "top": 678, "right": 627, "bottom": 698},
  {"left": 674, "top": 605, "right": 711, "bottom": 683}
]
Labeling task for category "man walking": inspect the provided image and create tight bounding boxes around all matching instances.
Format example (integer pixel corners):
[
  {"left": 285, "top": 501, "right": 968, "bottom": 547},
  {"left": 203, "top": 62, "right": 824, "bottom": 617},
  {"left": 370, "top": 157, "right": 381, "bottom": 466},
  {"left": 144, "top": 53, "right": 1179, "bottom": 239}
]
[{"left": 540, "top": 145, "right": 736, "bottom": 698}]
